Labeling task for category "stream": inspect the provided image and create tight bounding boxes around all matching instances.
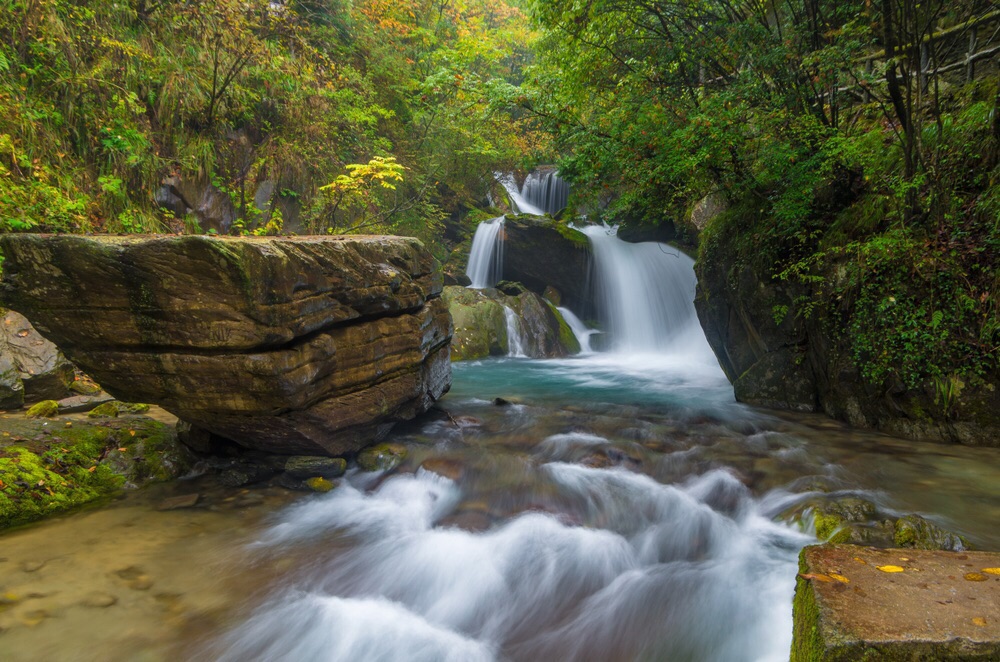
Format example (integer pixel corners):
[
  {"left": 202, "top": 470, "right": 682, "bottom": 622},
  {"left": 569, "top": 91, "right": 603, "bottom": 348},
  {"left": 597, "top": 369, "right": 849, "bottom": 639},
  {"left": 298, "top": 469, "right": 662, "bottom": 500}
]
[
  {"left": 3, "top": 353, "right": 1000, "bottom": 661},
  {"left": 4, "top": 225, "right": 1000, "bottom": 660}
]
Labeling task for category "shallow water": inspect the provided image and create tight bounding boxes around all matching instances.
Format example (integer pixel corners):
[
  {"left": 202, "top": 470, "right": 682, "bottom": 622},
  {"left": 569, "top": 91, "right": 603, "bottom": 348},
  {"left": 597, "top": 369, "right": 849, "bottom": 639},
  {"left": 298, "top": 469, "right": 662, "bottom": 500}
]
[{"left": 4, "top": 355, "right": 1000, "bottom": 661}]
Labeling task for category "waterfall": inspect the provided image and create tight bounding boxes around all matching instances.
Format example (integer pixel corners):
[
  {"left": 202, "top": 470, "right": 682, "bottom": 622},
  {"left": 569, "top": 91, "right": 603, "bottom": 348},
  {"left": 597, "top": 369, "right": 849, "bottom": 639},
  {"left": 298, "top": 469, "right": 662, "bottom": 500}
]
[
  {"left": 504, "top": 306, "right": 527, "bottom": 357},
  {"left": 579, "top": 224, "right": 713, "bottom": 356},
  {"left": 496, "top": 170, "right": 569, "bottom": 216},
  {"left": 557, "top": 306, "right": 598, "bottom": 354},
  {"left": 521, "top": 170, "right": 569, "bottom": 216},
  {"left": 466, "top": 217, "right": 505, "bottom": 289}
]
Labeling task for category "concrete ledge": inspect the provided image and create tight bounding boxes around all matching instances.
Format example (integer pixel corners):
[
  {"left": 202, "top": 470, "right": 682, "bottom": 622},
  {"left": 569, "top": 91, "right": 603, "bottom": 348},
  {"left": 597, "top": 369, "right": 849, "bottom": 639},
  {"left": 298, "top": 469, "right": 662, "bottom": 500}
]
[{"left": 792, "top": 544, "right": 1000, "bottom": 661}]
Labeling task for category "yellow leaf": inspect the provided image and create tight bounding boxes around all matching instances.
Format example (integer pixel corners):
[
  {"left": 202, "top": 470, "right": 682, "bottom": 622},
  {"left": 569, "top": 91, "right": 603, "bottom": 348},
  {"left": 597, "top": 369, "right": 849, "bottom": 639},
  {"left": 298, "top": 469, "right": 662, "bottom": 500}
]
[
  {"left": 118, "top": 447, "right": 127, "bottom": 452},
  {"left": 129, "top": 430, "right": 136, "bottom": 436},
  {"left": 877, "top": 565, "right": 905, "bottom": 573},
  {"left": 972, "top": 617, "right": 987, "bottom": 627},
  {"left": 798, "top": 573, "right": 832, "bottom": 582},
  {"left": 982, "top": 568, "right": 1000, "bottom": 575},
  {"left": 965, "top": 573, "right": 987, "bottom": 582},
  {"left": 853, "top": 557, "right": 867, "bottom": 565},
  {"left": 829, "top": 573, "right": 850, "bottom": 583}
]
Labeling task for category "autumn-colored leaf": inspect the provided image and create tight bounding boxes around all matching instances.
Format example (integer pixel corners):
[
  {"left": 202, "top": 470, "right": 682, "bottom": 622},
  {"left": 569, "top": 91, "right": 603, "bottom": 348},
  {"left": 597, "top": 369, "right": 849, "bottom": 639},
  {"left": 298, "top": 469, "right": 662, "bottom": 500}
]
[
  {"left": 964, "top": 573, "right": 987, "bottom": 582},
  {"left": 853, "top": 557, "right": 867, "bottom": 564},
  {"left": 87, "top": 466, "right": 97, "bottom": 472},
  {"left": 829, "top": 573, "right": 850, "bottom": 583},
  {"left": 118, "top": 447, "right": 128, "bottom": 452},
  {"left": 877, "top": 565, "right": 905, "bottom": 573},
  {"left": 982, "top": 568, "right": 1000, "bottom": 575},
  {"left": 799, "top": 573, "right": 833, "bottom": 582},
  {"left": 972, "top": 617, "right": 987, "bottom": 627},
  {"left": 129, "top": 430, "right": 136, "bottom": 437}
]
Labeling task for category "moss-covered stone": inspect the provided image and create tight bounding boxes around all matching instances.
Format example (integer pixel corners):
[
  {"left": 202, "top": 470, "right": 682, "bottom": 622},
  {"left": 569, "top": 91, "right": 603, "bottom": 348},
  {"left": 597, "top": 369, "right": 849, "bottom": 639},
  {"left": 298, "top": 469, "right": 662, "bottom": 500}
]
[
  {"left": 443, "top": 286, "right": 509, "bottom": 361},
  {"left": 356, "top": 443, "right": 408, "bottom": 472},
  {"left": 25, "top": 400, "right": 59, "bottom": 419},
  {"left": 0, "top": 416, "right": 193, "bottom": 530},
  {"left": 304, "top": 477, "right": 336, "bottom": 492},
  {"left": 88, "top": 402, "right": 120, "bottom": 418}
]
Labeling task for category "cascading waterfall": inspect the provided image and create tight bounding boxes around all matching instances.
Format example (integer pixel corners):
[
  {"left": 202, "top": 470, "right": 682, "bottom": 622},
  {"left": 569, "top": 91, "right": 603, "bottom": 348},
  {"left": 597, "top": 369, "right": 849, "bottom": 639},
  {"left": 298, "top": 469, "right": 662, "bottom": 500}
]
[
  {"left": 557, "top": 306, "right": 597, "bottom": 354},
  {"left": 579, "top": 224, "right": 714, "bottom": 357},
  {"left": 503, "top": 306, "right": 527, "bottom": 357},
  {"left": 466, "top": 217, "right": 505, "bottom": 289},
  {"left": 520, "top": 170, "right": 569, "bottom": 216},
  {"left": 496, "top": 170, "right": 569, "bottom": 216}
]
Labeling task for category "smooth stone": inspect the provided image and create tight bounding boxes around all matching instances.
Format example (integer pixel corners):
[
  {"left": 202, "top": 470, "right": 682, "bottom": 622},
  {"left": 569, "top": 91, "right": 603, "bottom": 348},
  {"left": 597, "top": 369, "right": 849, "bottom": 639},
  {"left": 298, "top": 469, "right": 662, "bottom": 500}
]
[
  {"left": 156, "top": 494, "right": 200, "bottom": 511},
  {"left": 419, "top": 458, "right": 465, "bottom": 481},
  {"left": 56, "top": 393, "right": 115, "bottom": 414},
  {"left": 283, "top": 456, "right": 347, "bottom": 480},
  {"left": 356, "top": 443, "right": 408, "bottom": 472}
]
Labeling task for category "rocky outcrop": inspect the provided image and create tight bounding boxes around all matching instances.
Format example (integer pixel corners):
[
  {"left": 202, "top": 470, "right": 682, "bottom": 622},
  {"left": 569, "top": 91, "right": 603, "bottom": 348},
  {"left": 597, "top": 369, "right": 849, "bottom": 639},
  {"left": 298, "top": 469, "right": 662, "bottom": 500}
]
[
  {"left": 0, "top": 308, "right": 75, "bottom": 408},
  {"left": 695, "top": 208, "right": 1000, "bottom": 446},
  {"left": 443, "top": 285, "right": 579, "bottom": 361},
  {"left": 501, "top": 215, "right": 591, "bottom": 311},
  {"left": 0, "top": 234, "right": 452, "bottom": 456}
]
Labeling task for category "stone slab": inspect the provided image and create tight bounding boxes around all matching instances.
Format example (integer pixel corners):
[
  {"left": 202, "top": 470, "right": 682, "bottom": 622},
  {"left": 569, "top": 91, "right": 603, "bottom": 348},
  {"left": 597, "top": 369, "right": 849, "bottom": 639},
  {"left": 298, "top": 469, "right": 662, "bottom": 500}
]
[{"left": 792, "top": 544, "right": 1000, "bottom": 661}]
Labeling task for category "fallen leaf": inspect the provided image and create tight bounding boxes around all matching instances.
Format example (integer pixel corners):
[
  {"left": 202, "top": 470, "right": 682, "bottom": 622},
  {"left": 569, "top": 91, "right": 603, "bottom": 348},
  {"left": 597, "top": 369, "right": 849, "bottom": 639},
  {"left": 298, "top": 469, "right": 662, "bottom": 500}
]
[
  {"left": 965, "top": 573, "right": 987, "bottom": 582},
  {"left": 972, "top": 617, "right": 987, "bottom": 627},
  {"left": 829, "top": 573, "right": 850, "bottom": 583},
  {"left": 129, "top": 430, "right": 136, "bottom": 437},
  {"left": 877, "top": 565, "right": 905, "bottom": 573},
  {"left": 118, "top": 448, "right": 127, "bottom": 452},
  {"left": 87, "top": 466, "right": 96, "bottom": 472},
  {"left": 853, "top": 557, "right": 867, "bottom": 565},
  {"left": 799, "top": 573, "right": 833, "bottom": 582},
  {"left": 982, "top": 568, "right": 1000, "bottom": 576},
  {"left": 899, "top": 557, "right": 911, "bottom": 562}
]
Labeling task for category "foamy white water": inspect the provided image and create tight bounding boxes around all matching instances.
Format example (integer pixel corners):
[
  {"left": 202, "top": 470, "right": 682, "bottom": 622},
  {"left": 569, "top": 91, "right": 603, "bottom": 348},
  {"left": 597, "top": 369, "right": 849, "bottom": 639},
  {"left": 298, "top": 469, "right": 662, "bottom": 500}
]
[{"left": 466, "top": 217, "right": 505, "bottom": 289}]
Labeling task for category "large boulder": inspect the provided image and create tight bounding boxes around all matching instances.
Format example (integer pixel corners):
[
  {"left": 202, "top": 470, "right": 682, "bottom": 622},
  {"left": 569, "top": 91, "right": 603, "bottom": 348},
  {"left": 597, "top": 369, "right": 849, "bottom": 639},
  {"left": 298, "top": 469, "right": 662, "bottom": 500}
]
[
  {"left": 500, "top": 215, "right": 591, "bottom": 311},
  {"left": 0, "top": 308, "right": 75, "bottom": 407},
  {"left": 443, "top": 285, "right": 579, "bottom": 361},
  {"left": 0, "top": 234, "right": 452, "bottom": 456}
]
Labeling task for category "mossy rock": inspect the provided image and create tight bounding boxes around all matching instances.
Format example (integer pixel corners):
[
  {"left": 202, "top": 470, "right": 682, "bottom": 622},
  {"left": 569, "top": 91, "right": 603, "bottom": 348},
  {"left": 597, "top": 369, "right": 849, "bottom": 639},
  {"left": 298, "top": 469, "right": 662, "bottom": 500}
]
[
  {"left": 69, "top": 380, "right": 102, "bottom": 396},
  {"left": 88, "top": 402, "right": 120, "bottom": 418},
  {"left": 284, "top": 456, "right": 347, "bottom": 479},
  {"left": 798, "top": 497, "right": 967, "bottom": 551},
  {"left": 443, "top": 286, "right": 508, "bottom": 361},
  {"left": 0, "top": 418, "right": 194, "bottom": 529},
  {"left": 88, "top": 401, "right": 151, "bottom": 418},
  {"left": 25, "top": 400, "right": 59, "bottom": 419},
  {"left": 305, "top": 477, "right": 337, "bottom": 492},
  {"left": 356, "top": 443, "right": 408, "bottom": 472}
]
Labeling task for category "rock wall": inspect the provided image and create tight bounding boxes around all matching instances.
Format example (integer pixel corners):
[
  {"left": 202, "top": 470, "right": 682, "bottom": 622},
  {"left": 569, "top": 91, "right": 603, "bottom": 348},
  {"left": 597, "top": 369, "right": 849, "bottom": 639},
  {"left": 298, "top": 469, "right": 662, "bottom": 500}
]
[
  {"left": 695, "top": 213, "right": 1000, "bottom": 447},
  {"left": 0, "top": 234, "right": 452, "bottom": 456},
  {"left": 0, "top": 309, "right": 75, "bottom": 409}
]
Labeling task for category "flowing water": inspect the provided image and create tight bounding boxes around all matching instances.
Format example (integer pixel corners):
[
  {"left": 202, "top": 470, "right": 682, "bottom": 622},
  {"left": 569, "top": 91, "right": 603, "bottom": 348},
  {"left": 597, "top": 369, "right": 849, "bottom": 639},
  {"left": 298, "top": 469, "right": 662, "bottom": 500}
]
[
  {"left": 557, "top": 306, "right": 598, "bottom": 354},
  {"left": 503, "top": 306, "right": 527, "bottom": 358},
  {"left": 6, "top": 233, "right": 1000, "bottom": 661},
  {"left": 518, "top": 171, "right": 570, "bottom": 216},
  {"left": 466, "top": 217, "right": 505, "bottom": 289}
]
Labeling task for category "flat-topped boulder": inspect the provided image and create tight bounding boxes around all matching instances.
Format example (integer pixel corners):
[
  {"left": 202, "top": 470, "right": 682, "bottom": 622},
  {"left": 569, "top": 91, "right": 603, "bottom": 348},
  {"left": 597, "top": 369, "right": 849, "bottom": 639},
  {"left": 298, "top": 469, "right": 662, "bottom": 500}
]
[
  {"left": 0, "top": 234, "right": 452, "bottom": 456},
  {"left": 792, "top": 544, "right": 1000, "bottom": 661}
]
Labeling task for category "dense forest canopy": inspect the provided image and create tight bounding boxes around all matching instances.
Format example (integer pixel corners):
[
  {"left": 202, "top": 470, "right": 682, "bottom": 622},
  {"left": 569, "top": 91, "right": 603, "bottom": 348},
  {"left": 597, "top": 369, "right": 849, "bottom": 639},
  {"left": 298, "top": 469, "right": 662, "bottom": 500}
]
[{"left": 0, "top": 0, "right": 548, "bottom": 250}]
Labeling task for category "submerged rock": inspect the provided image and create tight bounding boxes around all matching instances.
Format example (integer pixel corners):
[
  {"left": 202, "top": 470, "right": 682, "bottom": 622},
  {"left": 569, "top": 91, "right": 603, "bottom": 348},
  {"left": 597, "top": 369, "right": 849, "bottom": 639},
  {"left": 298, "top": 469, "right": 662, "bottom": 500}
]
[
  {"left": 357, "top": 443, "right": 408, "bottom": 472},
  {"left": 0, "top": 234, "right": 453, "bottom": 457},
  {"left": 284, "top": 456, "right": 347, "bottom": 480}
]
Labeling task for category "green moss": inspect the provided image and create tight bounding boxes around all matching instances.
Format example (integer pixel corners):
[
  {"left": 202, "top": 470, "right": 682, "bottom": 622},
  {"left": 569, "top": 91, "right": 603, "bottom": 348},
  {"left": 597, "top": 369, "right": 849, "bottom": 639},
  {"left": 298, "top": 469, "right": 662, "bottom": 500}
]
[
  {"left": 25, "top": 400, "right": 60, "bottom": 419},
  {"left": 548, "top": 302, "right": 581, "bottom": 354},
  {"left": 356, "top": 443, "right": 407, "bottom": 472},
  {"left": 812, "top": 510, "right": 851, "bottom": 544},
  {"left": 791, "top": 549, "right": 825, "bottom": 662},
  {"left": 88, "top": 402, "right": 120, "bottom": 418},
  {"left": 553, "top": 221, "right": 590, "bottom": 249},
  {"left": 0, "top": 419, "right": 190, "bottom": 530},
  {"left": 305, "top": 477, "right": 336, "bottom": 492}
]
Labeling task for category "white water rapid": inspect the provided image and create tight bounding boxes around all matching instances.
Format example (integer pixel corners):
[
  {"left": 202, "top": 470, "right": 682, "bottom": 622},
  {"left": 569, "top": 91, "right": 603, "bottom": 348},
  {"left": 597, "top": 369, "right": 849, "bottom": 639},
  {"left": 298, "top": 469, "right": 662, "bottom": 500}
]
[
  {"left": 496, "top": 173, "right": 545, "bottom": 216},
  {"left": 466, "top": 217, "right": 505, "bottom": 289}
]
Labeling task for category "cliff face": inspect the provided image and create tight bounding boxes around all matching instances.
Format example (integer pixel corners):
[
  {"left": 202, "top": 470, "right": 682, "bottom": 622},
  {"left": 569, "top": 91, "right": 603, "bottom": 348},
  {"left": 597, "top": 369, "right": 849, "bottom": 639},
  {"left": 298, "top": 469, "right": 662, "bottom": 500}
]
[
  {"left": 695, "top": 216, "right": 1000, "bottom": 447},
  {"left": 0, "top": 234, "right": 453, "bottom": 456}
]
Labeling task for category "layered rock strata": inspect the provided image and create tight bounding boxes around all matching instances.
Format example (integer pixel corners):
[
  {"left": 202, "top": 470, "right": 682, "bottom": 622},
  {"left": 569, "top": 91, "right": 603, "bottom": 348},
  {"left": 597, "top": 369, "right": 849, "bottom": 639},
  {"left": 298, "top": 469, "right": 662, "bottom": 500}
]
[{"left": 0, "top": 234, "right": 452, "bottom": 456}]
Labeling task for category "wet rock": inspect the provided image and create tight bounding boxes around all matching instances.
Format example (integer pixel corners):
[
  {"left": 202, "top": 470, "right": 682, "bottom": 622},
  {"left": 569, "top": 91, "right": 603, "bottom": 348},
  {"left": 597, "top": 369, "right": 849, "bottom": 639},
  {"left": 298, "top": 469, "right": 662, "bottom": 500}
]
[
  {"left": 56, "top": 393, "right": 115, "bottom": 414},
  {"left": 88, "top": 401, "right": 119, "bottom": 418},
  {"left": 116, "top": 566, "right": 153, "bottom": 591},
  {"left": 0, "top": 353, "right": 24, "bottom": 410},
  {"left": 0, "top": 234, "right": 452, "bottom": 457},
  {"left": 501, "top": 215, "right": 590, "bottom": 311},
  {"left": 156, "top": 494, "right": 200, "bottom": 511},
  {"left": 82, "top": 592, "right": 118, "bottom": 608},
  {"left": 492, "top": 397, "right": 513, "bottom": 407},
  {"left": 792, "top": 545, "right": 1000, "bottom": 661},
  {"left": 283, "top": 456, "right": 347, "bottom": 480},
  {"left": 798, "top": 497, "right": 968, "bottom": 551},
  {"left": 894, "top": 514, "right": 967, "bottom": 551},
  {"left": 68, "top": 378, "right": 102, "bottom": 396},
  {"left": 25, "top": 400, "right": 59, "bottom": 419},
  {"left": 420, "top": 458, "right": 465, "bottom": 481},
  {"left": 437, "top": 510, "right": 491, "bottom": 532},
  {"left": 271, "top": 473, "right": 312, "bottom": 491},
  {"left": 219, "top": 464, "right": 278, "bottom": 488},
  {"left": 0, "top": 309, "right": 74, "bottom": 403},
  {"left": 304, "top": 477, "right": 337, "bottom": 492},
  {"left": 357, "top": 443, "right": 408, "bottom": 472}
]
